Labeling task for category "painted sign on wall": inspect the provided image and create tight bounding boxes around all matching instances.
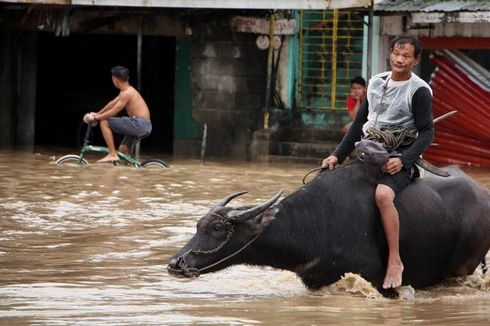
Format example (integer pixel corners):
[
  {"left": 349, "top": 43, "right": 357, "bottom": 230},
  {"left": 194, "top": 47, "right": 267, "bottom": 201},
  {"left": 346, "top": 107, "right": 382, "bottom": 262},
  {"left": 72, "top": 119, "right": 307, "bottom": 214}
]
[{"left": 231, "top": 16, "right": 297, "bottom": 35}]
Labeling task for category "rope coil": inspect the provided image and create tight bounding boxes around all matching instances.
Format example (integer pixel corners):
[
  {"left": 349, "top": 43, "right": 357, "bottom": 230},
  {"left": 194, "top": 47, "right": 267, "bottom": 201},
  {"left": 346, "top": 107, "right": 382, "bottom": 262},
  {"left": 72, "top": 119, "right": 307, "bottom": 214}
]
[{"left": 363, "top": 126, "right": 417, "bottom": 152}]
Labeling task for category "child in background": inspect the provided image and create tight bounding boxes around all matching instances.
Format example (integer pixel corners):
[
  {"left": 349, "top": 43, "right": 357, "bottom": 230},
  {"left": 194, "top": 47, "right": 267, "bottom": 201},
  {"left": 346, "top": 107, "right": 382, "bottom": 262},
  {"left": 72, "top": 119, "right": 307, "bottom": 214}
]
[{"left": 342, "top": 76, "right": 367, "bottom": 133}]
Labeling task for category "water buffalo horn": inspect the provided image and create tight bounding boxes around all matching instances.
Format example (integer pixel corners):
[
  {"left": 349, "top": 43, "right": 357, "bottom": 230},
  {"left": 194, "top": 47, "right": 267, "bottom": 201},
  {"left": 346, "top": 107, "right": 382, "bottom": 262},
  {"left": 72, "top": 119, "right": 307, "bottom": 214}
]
[
  {"left": 433, "top": 110, "right": 457, "bottom": 124},
  {"left": 211, "top": 191, "right": 248, "bottom": 211},
  {"left": 227, "top": 190, "right": 284, "bottom": 222}
]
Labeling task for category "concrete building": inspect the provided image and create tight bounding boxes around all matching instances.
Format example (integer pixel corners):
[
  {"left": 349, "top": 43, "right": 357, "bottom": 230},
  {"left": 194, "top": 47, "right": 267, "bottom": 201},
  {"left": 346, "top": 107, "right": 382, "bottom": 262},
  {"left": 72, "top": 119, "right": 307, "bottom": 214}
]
[
  {"left": 0, "top": 0, "right": 370, "bottom": 160},
  {"left": 1, "top": 0, "right": 488, "bottom": 164}
]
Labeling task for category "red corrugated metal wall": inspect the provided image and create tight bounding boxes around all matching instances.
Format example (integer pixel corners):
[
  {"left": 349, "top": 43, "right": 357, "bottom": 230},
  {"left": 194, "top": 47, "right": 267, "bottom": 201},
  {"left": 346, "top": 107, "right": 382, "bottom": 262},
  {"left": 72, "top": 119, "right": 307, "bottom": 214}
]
[{"left": 424, "top": 54, "right": 490, "bottom": 167}]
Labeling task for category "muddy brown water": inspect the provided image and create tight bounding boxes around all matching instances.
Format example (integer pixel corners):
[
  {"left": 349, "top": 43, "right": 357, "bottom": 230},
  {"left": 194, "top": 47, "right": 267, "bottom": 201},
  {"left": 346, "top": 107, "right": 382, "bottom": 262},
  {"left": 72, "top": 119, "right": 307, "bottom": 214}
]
[{"left": 0, "top": 149, "right": 489, "bottom": 325}]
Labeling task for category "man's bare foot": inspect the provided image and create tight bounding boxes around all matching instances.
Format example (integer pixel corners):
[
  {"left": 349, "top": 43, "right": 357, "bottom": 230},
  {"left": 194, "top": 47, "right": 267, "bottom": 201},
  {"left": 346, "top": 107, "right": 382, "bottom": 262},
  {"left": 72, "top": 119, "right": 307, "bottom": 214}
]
[
  {"left": 383, "top": 261, "right": 404, "bottom": 289},
  {"left": 97, "top": 154, "right": 119, "bottom": 163}
]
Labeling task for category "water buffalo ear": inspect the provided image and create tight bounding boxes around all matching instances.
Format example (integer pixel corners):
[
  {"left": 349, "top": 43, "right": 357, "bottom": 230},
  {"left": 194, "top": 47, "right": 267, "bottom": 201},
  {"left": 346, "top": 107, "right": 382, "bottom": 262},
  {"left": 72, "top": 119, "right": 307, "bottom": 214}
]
[
  {"left": 260, "top": 206, "right": 279, "bottom": 225},
  {"left": 226, "top": 190, "right": 284, "bottom": 222}
]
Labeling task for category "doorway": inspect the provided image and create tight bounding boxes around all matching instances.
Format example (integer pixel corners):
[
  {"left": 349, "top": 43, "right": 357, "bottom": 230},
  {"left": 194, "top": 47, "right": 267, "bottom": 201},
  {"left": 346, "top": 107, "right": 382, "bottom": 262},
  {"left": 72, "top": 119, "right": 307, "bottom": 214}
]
[{"left": 35, "top": 32, "right": 175, "bottom": 153}]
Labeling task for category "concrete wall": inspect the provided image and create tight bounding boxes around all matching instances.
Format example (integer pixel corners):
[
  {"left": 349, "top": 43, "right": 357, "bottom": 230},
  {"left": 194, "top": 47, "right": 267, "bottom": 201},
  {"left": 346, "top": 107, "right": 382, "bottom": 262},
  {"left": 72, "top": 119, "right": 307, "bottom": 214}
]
[{"left": 182, "top": 16, "right": 268, "bottom": 158}]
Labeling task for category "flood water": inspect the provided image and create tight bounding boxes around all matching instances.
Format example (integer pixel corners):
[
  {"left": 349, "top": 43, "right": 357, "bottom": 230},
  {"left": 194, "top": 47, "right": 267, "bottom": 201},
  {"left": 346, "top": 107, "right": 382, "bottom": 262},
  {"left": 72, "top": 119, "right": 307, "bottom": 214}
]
[{"left": 1, "top": 149, "right": 489, "bottom": 325}]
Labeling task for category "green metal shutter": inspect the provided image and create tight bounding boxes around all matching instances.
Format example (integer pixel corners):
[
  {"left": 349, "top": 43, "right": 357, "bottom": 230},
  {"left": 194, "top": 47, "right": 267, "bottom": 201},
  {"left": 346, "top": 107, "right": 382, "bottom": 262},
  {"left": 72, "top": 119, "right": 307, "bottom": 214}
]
[
  {"left": 298, "top": 9, "right": 364, "bottom": 111},
  {"left": 174, "top": 38, "right": 198, "bottom": 140}
]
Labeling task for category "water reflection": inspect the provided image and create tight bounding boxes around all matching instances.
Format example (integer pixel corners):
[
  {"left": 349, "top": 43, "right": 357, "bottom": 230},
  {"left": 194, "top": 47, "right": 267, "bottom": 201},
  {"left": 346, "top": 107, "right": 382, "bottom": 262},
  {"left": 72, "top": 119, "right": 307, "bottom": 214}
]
[{"left": 0, "top": 149, "right": 489, "bottom": 325}]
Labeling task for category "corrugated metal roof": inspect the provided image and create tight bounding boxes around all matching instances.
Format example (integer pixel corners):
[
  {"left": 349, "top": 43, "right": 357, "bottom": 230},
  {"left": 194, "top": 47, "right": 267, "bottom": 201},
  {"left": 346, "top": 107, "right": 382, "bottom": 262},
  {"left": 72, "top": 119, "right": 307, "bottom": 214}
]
[
  {"left": 0, "top": 0, "right": 371, "bottom": 10},
  {"left": 375, "top": 0, "right": 490, "bottom": 13}
]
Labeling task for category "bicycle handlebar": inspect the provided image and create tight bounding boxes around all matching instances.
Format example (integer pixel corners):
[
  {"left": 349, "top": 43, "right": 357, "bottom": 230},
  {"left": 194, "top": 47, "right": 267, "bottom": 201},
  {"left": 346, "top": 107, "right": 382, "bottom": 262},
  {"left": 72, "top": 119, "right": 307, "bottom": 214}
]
[{"left": 83, "top": 113, "right": 99, "bottom": 127}]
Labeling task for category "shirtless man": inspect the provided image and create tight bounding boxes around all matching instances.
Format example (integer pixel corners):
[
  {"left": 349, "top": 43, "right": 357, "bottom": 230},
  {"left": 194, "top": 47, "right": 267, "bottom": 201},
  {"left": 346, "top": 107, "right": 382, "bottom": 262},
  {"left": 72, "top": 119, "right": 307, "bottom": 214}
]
[{"left": 85, "top": 66, "right": 152, "bottom": 163}]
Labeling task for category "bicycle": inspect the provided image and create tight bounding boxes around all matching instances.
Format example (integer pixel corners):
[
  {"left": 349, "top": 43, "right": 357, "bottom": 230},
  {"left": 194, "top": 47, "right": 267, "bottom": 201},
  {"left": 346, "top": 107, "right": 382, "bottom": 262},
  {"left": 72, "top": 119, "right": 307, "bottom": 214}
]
[{"left": 55, "top": 119, "right": 169, "bottom": 168}]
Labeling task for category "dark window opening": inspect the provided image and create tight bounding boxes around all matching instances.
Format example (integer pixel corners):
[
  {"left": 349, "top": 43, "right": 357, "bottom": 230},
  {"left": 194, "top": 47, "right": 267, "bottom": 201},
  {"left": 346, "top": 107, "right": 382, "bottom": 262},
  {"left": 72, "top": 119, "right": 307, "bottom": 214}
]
[{"left": 35, "top": 32, "right": 175, "bottom": 154}]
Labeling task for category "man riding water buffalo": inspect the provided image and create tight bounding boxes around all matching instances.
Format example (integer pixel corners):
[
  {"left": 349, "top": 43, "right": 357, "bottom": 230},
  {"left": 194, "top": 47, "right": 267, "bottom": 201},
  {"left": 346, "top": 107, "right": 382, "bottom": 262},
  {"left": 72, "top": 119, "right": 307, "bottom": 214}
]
[
  {"left": 167, "top": 34, "right": 490, "bottom": 295},
  {"left": 167, "top": 166, "right": 490, "bottom": 294},
  {"left": 323, "top": 34, "right": 433, "bottom": 289}
]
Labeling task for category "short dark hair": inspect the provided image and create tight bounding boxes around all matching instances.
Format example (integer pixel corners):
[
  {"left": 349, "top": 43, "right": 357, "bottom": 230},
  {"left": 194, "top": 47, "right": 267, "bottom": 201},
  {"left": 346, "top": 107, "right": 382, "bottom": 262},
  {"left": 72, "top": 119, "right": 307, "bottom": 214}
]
[
  {"left": 390, "top": 34, "right": 423, "bottom": 58},
  {"left": 111, "top": 66, "right": 130, "bottom": 81},
  {"left": 350, "top": 75, "right": 366, "bottom": 87}
]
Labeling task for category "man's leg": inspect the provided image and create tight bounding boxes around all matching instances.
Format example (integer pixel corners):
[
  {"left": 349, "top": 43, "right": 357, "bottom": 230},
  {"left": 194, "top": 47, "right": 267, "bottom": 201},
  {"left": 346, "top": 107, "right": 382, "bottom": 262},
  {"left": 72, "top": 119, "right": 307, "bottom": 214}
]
[
  {"left": 118, "top": 136, "right": 136, "bottom": 155},
  {"left": 106, "top": 117, "right": 142, "bottom": 156},
  {"left": 118, "top": 144, "right": 129, "bottom": 154},
  {"left": 97, "top": 120, "right": 119, "bottom": 163},
  {"left": 375, "top": 184, "right": 404, "bottom": 289}
]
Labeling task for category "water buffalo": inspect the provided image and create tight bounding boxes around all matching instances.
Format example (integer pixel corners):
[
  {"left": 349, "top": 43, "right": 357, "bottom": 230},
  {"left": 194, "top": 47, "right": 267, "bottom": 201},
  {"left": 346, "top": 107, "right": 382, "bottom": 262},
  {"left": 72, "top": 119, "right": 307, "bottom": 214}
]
[{"left": 167, "top": 161, "right": 490, "bottom": 293}]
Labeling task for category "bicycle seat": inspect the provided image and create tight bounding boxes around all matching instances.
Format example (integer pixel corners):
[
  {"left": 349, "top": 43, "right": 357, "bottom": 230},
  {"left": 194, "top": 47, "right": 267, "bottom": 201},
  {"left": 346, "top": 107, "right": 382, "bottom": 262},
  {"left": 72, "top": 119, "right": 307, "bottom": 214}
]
[
  {"left": 131, "top": 134, "right": 151, "bottom": 159},
  {"left": 136, "top": 133, "right": 150, "bottom": 142}
]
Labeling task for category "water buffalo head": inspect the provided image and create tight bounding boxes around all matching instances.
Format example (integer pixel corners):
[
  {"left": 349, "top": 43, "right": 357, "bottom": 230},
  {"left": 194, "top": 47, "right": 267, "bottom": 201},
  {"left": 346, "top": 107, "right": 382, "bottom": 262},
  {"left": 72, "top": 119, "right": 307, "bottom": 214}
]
[{"left": 167, "top": 190, "right": 283, "bottom": 278}]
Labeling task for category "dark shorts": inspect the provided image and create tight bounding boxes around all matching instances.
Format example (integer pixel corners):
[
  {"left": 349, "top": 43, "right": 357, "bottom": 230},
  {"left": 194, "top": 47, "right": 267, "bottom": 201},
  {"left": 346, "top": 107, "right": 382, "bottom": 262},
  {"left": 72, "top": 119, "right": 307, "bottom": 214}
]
[
  {"left": 108, "top": 116, "right": 152, "bottom": 149},
  {"left": 376, "top": 167, "right": 414, "bottom": 194}
]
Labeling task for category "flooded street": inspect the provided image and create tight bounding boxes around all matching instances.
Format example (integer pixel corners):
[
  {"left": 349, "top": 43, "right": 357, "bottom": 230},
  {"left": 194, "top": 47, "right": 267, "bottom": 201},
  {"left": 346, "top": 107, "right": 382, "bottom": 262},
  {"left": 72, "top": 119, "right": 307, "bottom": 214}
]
[{"left": 1, "top": 149, "right": 489, "bottom": 325}]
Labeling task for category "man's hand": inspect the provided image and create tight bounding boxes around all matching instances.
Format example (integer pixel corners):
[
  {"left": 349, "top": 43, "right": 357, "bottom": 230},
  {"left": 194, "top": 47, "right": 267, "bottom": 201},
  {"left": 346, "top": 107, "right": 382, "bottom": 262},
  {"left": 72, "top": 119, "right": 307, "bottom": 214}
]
[
  {"left": 382, "top": 157, "right": 403, "bottom": 175},
  {"left": 83, "top": 112, "right": 98, "bottom": 126},
  {"left": 350, "top": 90, "right": 358, "bottom": 100},
  {"left": 322, "top": 155, "right": 338, "bottom": 170}
]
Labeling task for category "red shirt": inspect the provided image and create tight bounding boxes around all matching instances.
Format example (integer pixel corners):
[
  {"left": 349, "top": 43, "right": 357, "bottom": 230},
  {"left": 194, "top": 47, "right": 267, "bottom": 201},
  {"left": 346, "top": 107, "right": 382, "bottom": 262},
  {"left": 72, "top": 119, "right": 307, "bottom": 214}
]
[{"left": 346, "top": 95, "right": 357, "bottom": 112}]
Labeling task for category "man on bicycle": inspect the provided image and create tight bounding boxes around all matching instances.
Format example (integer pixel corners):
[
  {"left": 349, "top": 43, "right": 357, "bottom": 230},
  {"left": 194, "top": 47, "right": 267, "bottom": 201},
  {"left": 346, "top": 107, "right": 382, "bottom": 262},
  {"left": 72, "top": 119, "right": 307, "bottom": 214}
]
[{"left": 85, "top": 66, "right": 152, "bottom": 163}]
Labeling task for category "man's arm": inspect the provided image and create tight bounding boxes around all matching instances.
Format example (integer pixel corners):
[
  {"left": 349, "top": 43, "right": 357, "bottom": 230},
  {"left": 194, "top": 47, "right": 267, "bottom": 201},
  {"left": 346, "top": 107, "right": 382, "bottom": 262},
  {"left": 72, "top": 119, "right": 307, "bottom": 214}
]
[
  {"left": 400, "top": 87, "right": 434, "bottom": 168},
  {"left": 333, "top": 97, "right": 368, "bottom": 163},
  {"left": 98, "top": 96, "right": 119, "bottom": 114},
  {"left": 95, "top": 91, "right": 130, "bottom": 120}
]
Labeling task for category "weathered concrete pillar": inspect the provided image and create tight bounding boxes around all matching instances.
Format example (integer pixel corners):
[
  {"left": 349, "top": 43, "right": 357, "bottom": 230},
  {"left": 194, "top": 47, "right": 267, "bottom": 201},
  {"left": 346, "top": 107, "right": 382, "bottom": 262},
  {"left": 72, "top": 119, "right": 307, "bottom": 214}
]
[
  {"left": 0, "top": 29, "right": 14, "bottom": 147},
  {"left": 250, "top": 129, "right": 271, "bottom": 162},
  {"left": 16, "top": 32, "right": 37, "bottom": 147}
]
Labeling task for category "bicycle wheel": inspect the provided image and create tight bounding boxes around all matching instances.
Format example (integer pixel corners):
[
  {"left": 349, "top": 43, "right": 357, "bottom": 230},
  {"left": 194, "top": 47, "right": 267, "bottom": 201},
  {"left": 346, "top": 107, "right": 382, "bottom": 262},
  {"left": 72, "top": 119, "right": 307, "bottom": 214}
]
[
  {"left": 56, "top": 154, "right": 88, "bottom": 166},
  {"left": 141, "top": 158, "right": 169, "bottom": 168}
]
